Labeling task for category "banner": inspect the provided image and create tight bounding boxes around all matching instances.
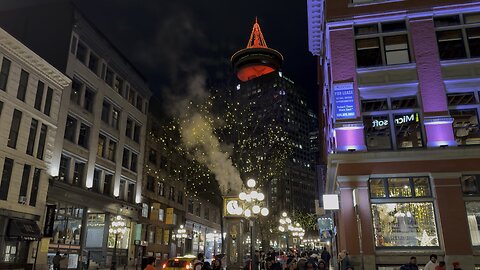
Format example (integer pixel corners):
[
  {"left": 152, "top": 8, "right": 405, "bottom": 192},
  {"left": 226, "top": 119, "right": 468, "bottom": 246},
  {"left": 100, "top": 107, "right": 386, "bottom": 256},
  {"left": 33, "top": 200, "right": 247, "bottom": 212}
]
[
  {"left": 334, "top": 82, "right": 356, "bottom": 120},
  {"left": 43, "top": 205, "right": 56, "bottom": 237},
  {"left": 165, "top": 208, "right": 174, "bottom": 225}
]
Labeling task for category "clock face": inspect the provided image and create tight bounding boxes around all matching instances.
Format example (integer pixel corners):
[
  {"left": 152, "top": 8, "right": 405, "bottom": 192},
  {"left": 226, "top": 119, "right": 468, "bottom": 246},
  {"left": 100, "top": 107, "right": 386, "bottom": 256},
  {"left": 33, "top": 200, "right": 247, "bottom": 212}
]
[{"left": 226, "top": 199, "right": 243, "bottom": 216}]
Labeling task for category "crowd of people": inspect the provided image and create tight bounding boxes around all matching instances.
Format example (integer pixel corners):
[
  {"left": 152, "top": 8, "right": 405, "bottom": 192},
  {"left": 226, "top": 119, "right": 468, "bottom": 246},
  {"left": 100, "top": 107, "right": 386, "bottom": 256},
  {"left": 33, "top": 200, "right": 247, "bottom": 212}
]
[
  {"left": 245, "top": 248, "right": 352, "bottom": 270},
  {"left": 400, "top": 254, "right": 463, "bottom": 270}
]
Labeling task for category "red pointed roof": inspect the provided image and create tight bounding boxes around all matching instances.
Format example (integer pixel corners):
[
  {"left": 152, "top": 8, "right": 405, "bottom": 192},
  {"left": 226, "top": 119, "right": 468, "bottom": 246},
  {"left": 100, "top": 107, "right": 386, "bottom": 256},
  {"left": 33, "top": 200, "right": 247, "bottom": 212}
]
[{"left": 247, "top": 17, "right": 268, "bottom": 48}]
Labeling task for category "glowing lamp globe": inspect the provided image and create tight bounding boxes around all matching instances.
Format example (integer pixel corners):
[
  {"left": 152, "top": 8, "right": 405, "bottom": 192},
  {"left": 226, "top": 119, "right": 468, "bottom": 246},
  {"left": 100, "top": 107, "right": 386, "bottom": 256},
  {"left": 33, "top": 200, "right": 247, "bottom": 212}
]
[
  {"left": 247, "top": 179, "right": 256, "bottom": 188},
  {"left": 252, "top": 205, "right": 261, "bottom": 214},
  {"left": 244, "top": 209, "right": 252, "bottom": 218},
  {"left": 239, "top": 192, "right": 247, "bottom": 200},
  {"left": 251, "top": 191, "right": 258, "bottom": 199},
  {"left": 257, "top": 192, "right": 265, "bottom": 201},
  {"left": 261, "top": 208, "right": 269, "bottom": 216}
]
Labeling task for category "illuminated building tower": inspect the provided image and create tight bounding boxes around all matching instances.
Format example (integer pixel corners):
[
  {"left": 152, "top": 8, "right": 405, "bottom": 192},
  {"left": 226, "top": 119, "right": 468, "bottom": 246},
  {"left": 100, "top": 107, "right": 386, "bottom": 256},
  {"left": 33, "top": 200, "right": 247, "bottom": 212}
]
[
  {"left": 308, "top": 0, "right": 480, "bottom": 268},
  {"left": 231, "top": 18, "right": 284, "bottom": 82},
  {"left": 231, "top": 19, "right": 318, "bottom": 214}
]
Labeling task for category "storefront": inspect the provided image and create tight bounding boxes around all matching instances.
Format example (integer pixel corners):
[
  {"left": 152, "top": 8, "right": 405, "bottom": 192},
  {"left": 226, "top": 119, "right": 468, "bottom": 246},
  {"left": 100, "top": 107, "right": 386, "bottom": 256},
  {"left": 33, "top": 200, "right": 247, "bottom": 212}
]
[{"left": 0, "top": 213, "right": 41, "bottom": 269}]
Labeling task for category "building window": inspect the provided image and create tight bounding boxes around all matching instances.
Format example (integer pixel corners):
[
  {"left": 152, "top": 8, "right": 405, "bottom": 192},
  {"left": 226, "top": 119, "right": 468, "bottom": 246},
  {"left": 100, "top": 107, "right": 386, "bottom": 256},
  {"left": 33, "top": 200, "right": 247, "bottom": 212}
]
[
  {"left": 142, "top": 203, "right": 149, "bottom": 218},
  {"left": 130, "top": 153, "right": 138, "bottom": 172},
  {"left": 0, "top": 57, "right": 11, "bottom": 91},
  {"left": 122, "top": 148, "right": 130, "bottom": 168},
  {"left": 462, "top": 175, "right": 480, "bottom": 195},
  {"left": 17, "top": 69, "right": 29, "bottom": 101},
  {"left": 169, "top": 187, "right": 175, "bottom": 201},
  {"left": 126, "top": 118, "right": 133, "bottom": 138},
  {"left": 88, "top": 53, "right": 99, "bottom": 74},
  {"left": 26, "top": 119, "right": 39, "bottom": 156},
  {"left": 127, "top": 183, "right": 135, "bottom": 203},
  {"left": 29, "top": 168, "right": 41, "bottom": 206},
  {"left": 149, "top": 149, "right": 157, "bottom": 164},
  {"left": 8, "top": 109, "right": 22, "bottom": 149},
  {"left": 451, "top": 109, "right": 480, "bottom": 145},
  {"left": 98, "top": 134, "right": 107, "bottom": 157},
  {"left": 44, "top": 87, "right": 53, "bottom": 116},
  {"left": 188, "top": 199, "right": 194, "bottom": 213},
  {"left": 158, "top": 182, "right": 165, "bottom": 196},
  {"left": 105, "top": 68, "right": 114, "bottom": 87},
  {"left": 76, "top": 41, "right": 88, "bottom": 64},
  {"left": 84, "top": 87, "right": 95, "bottom": 112},
  {"left": 114, "top": 76, "right": 124, "bottom": 93},
  {"left": 122, "top": 148, "right": 138, "bottom": 172},
  {"left": 466, "top": 201, "right": 480, "bottom": 246},
  {"left": 18, "top": 164, "right": 31, "bottom": 204},
  {"left": 128, "top": 88, "right": 136, "bottom": 105},
  {"left": 92, "top": 169, "right": 101, "bottom": 192},
  {"left": 73, "top": 161, "right": 85, "bottom": 186},
  {"left": 78, "top": 123, "right": 90, "bottom": 148},
  {"left": 106, "top": 140, "right": 116, "bottom": 161},
  {"left": 136, "top": 96, "right": 143, "bottom": 112},
  {"left": 177, "top": 191, "right": 183, "bottom": 205},
  {"left": 112, "top": 108, "right": 120, "bottom": 129},
  {"left": 355, "top": 21, "right": 410, "bottom": 67},
  {"left": 361, "top": 99, "right": 388, "bottom": 112},
  {"left": 34, "top": 81, "right": 44, "bottom": 111},
  {"left": 101, "top": 101, "right": 111, "bottom": 123},
  {"left": 391, "top": 96, "right": 418, "bottom": 109},
  {"left": 64, "top": 116, "right": 77, "bottom": 142},
  {"left": 59, "top": 155, "right": 70, "bottom": 182},
  {"left": 204, "top": 207, "right": 209, "bottom": 220},
  {"left": 146, "top": 175, "right": 155, "bottom": 192},
  {"left": 71, "top": 79, "right": 82, "bottom": 105},
  {"left": 394, "top": 113, "right": 423, "bottom": 149},
  {"left": 364, "top": 115, "right": 392, "bottom": 150},
  {"left": 0, "top": 158, "right": 14, "bottom": 200},
  {"left": 133, "top": 123, "right": 141, "bottom": 143},
  {"left": 369, "top": 177, "right": 438, "bottom": 248},
  {"left": 104, "top": 174, "right": 112, "bottom": 196},
  {"left": 435, "top": 13, "right": 480, "bottom": 60},
  {"left": 159, "top": 208, "right": 165, "bottom": 222},
  {"left": 36, "top": 124, "right": 47, "bottom": 160},
  {"left": 195, "top": 204, "right": 201, "bottom": 217}
]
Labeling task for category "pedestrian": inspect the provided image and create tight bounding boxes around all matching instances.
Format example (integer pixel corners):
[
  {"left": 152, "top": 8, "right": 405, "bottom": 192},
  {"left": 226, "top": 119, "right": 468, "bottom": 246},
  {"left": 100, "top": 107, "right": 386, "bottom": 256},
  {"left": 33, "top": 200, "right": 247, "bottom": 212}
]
[
  {"left": 144, "top": 257, "right": 156, "bottom": 270},
  {"left": 286, "top": 258, "right": 297, "bottom": 270},
  {"left": 318, "top": 260, "right": 326, "bottom": 270},
  {"left": 452, "top": 261, "right": 462, "bottom": 270},
  {"left": 194, "top": 253, "right": 205, "bottom": 270},
  {"left": 400, "top": 256, "right": 419, "bottom": 270},
  {"left": 297, "top": 252, "right": 308, "bottom": 270},
  {"left": 435, "top": 261, "right": 446, "bottom": 270},
  {"left": 266, "top": 256, "right": 282, "bottom": 270},
  {"left": 212, "top": 257, "right": 222, "bottom": 270},
  {"left": 320, "top": 248, "right": 330, "bottom": 269},
  {"left": 203, "top": 261, "right": 213, "bottom": 270},
  {"left": 424, "top": 254, "right": 438, "bottom": 270},
  {"left": 345, "top": 267, "right": 354, "bottom": 270},
  {"left": 52, "top": 251, "right": 65, "bottom": 270},
  {"left": 304, "top": 261, "right": 317, "bottom": 270},
  {"left": 338, "top": 250, "right": 351, "bottom": 270}
]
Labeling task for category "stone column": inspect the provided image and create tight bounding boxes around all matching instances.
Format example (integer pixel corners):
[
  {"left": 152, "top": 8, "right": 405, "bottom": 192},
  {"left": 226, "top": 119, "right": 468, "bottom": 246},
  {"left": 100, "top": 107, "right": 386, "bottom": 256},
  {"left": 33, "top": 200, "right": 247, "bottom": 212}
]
[
  {"left": 433, "top": 175, "right": 473, "bottom": 268},
  {"left": 409, "top": 17, "right": 456, "bottom": 147}
]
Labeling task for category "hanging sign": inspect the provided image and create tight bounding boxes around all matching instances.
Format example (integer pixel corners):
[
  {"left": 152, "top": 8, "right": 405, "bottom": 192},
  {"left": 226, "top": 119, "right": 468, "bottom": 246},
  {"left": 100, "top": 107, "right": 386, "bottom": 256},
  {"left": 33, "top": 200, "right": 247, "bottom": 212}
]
[{"left": 334, "top": 82, "right": 356, "bottom": 120}]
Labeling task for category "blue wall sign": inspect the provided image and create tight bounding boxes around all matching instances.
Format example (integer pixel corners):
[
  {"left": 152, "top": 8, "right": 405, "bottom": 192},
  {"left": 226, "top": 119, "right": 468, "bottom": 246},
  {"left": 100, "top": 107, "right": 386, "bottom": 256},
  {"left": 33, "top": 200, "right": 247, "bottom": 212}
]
[{"left": 334, "top": 82, "right": 356, "bottom": 119}]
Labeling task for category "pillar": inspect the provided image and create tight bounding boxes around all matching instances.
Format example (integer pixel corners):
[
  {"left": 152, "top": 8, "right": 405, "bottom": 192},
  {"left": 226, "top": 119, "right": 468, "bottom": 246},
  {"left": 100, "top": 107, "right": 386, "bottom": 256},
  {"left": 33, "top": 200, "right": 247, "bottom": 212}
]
[
  {"left": 329, "top": 26, "right": 366, "bottom": 152},
  {"left": 433, "top": 176, "right": 474, "bottom": 269},
  {"left": 409, "top": 18, "right": 456, "bottom": 147}
]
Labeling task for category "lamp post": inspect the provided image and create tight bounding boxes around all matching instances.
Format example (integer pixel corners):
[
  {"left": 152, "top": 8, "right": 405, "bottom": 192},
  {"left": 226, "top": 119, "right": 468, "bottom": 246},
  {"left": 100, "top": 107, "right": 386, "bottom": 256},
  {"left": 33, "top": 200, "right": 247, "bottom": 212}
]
[
  {"left": 176, "top": 225, "right": 188, "bottom": 256},
  {"left": 238, "top": 178, "right": 269, "bottom": 270},
  {"left": 278, "top": 212, "right": 292, "bottom": 251},
  {"left": 109, "top": 215, "right": 127, "bottom": 270}
]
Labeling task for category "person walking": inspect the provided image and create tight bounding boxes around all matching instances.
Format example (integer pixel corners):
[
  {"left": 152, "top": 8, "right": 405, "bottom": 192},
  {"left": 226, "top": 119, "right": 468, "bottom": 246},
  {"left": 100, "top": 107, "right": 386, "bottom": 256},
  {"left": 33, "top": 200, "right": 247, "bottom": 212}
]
[
  {"left": 320, "top": 248, "right": 331, "bottom": 269},
  {"left": 212, "top": 257, "right": 222, "bottom": 270},
  {"left": 52, "top": 252, "right": 65, "bottom": 270},
  {"left": 338, "top": 250, "right": 351, "bottom": 270},
  {"left": 194, "top": 253, "right": 205, "bottom": 270},
  {"left": 400, "top": 257, "right": 419, "bottom": 270},
  {"left": 435, "top": 261, "right": 446, "bottom": 270},
  {"left": 424, "top": 254, "right": 438, "bottom": 270},
  {"left": 297, "top": 252, "right": 308, "bottom": 270},
  {"left": 144, "top": 257, "right": 156, "bottom": 270}
]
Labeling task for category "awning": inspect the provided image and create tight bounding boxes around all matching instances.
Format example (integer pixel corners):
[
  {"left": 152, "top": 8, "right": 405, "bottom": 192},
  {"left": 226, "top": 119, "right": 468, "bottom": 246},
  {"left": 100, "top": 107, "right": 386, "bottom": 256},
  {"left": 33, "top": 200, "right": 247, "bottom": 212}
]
[{"left": 7, "top": 218, "right": 41, "bottom": 241}]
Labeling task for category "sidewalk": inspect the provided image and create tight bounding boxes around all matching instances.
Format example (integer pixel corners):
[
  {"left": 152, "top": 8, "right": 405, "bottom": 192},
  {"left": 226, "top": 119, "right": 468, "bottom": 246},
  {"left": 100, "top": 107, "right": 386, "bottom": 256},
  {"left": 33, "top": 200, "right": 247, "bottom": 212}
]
[{"left": 96, "top": 265, "right": 163, "bottom": 270}]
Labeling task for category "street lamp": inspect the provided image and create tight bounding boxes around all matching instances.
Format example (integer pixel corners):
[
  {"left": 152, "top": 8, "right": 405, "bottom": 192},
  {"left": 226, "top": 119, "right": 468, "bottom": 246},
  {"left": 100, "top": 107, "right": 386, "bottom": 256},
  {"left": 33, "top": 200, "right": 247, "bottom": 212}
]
[
  {"left": 175, "top": 225, "right": 188, "bottom": 256},
  {"left": 109, "top": 215, "right": 127, "bottom": 270},
  {"left": 238, "top": 178, "right": 268, "bottom": 270},
  {"left": 278, "top": 212, "right": 292, "bottom": 250}
]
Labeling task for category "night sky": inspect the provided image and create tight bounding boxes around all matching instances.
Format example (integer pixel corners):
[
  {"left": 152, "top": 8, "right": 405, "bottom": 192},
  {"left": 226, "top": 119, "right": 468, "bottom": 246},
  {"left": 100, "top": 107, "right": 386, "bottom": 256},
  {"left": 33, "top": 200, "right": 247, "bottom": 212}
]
[{"left": 73, "top": 0, "right": 318, "bottom": 112}]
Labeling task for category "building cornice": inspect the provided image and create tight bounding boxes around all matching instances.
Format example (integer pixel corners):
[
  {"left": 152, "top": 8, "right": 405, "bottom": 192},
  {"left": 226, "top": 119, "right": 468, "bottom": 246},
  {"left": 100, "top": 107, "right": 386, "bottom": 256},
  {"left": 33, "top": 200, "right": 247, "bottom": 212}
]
[
  {"left": 0, "top": 27, "right": 71, "bottom": 89},
  {"left": 307, "top": 0, "right": 325, "bottom": 56}
]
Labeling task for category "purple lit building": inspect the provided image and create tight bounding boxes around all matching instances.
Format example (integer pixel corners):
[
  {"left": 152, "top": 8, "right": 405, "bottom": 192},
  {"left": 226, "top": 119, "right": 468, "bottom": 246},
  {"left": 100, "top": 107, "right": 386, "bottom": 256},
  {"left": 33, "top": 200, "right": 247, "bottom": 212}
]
[{"left": 308, "top": 0, "right": 480, "bottom": 268}]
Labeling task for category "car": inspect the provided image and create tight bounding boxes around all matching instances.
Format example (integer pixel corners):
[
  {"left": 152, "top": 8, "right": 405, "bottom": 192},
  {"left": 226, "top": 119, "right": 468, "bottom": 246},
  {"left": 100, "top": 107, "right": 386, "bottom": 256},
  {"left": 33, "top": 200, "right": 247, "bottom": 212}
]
[{"left": 162, "top": 256, "right": 197, "bottom": 270}]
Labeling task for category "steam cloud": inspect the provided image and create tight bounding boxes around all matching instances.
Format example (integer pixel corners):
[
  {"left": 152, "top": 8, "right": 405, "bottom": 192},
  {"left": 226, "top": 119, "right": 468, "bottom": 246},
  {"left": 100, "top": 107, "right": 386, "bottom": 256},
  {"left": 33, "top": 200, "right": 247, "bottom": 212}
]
[{"left": 134, "top": 8, "right": 243, "bottom": 194}]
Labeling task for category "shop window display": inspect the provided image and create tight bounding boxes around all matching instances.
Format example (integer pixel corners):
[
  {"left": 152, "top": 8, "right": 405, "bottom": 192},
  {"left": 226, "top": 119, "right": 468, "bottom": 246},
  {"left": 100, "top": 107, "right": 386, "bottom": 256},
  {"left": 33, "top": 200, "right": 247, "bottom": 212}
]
[
  {"left": 370, "top": 177, "right": 438, "bottom": 247},
  {"left": 107, "top": 216, "right": 130, "bottom": 249},
  {"left": 466, "top": 201, "right": 480, "bottom": 246},
  {"left": 462, "top": 175, "right": 480, "bottom": 194},
  {"left": 51, "top": 205, "right": 83, "bottom": 245}
]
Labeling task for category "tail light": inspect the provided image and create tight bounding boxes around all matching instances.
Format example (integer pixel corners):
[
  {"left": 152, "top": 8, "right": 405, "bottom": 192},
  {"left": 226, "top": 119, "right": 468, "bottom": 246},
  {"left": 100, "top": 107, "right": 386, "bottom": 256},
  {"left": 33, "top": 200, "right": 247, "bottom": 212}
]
[
  {"left": 186, "top": 263, "right": 192, "bottom": 270},
  {"left": 163, "top": 263, "right": 167, "bottom": 269}
]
